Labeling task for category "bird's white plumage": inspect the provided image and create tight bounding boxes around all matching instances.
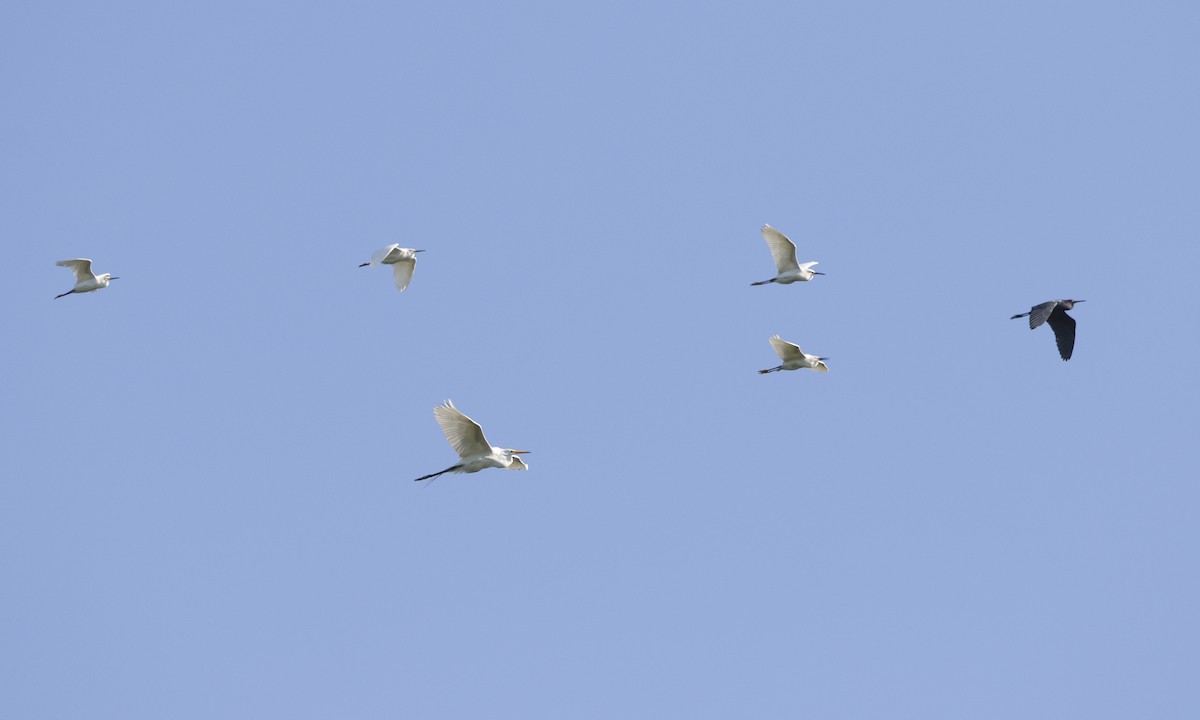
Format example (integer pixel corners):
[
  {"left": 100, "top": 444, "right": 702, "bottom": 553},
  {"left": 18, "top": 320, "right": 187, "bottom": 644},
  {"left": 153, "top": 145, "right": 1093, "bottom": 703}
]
[
  {"left": 369, "top": 244, "right": 402, "bottom": 267},
  {"left": 761, "top": 225, "right": 800, "bottom": 273},
  {"left": 434, "top": 400, "right": 493, "bottom": 459},
  {"left": 762, "top": 335, "right": 829, "bottom": 373},
  {"left": 752, "top": 225, "right": 821, "bottom": 285},
  {"left": 391, "top": 259, "right": 416, "bottom": 291},
  {"left": 415, "top": 400, "right": 529, "bottom": 481},
  {"left": 55, "top": 258, "right": 117, "bottom": 297},
  {"left": 769, "top": 335, "right": 805, "bottom": 362},
  {"left": 362, "top": 245, "right": 421, "bottom": 292},
  {"left": 57, "top": 258, "right": 95, "bottom": 282}
]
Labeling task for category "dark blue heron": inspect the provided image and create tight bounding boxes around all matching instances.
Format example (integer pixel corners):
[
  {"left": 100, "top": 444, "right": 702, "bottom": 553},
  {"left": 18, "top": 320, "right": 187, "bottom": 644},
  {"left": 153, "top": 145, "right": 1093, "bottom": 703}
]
[{"left": 1011, "top": 299, "right": 1084, "bottom": 361}]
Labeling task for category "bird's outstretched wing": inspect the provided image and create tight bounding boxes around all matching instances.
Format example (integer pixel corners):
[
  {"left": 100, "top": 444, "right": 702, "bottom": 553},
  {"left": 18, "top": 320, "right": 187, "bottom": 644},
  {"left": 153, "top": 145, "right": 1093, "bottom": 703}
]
[
  {"left": 434, "top": 400, "right": 492, "bottom": 459},
  {"left": 1045, "top": 309, "right": 1076, "bottom": 361},
  {"left": 761, "top": 225, "right": 800, "bottom": 273},
  {"left": 508, "top": 456, "right": 528, "bottom": 471},
  {"left": 56, "top": 259, "right": 94, "bottom": 282},
  {"left": 1027, "top": 300, "right": 1059, "bottom": 330},
  {"left": 392, "top": 258, "right": 416, "bottom": 291},
  {"left": 369, "top": 244, "right": 401, "bottom": 267},
  {"left": 769, "top": 335, "right": 804, "bottom": 362}
]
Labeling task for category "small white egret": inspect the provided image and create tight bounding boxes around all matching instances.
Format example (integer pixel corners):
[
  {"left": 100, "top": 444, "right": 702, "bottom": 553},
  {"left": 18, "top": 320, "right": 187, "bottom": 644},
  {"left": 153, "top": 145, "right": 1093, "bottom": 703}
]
[
  {"left": 751, "top": 224, "right": 824, "bottom": 285},
  {"left": 759, "top": 335, "right": 829, "bottom": 374},
  {"left": 359, "top": 244, "right": 424, "bottom": 292},
  {"left": 414, "top": 400, "right": 530, "bottom": 482},
  {"left": 55, "top": 259, "right": 119, "bottom": 298}
]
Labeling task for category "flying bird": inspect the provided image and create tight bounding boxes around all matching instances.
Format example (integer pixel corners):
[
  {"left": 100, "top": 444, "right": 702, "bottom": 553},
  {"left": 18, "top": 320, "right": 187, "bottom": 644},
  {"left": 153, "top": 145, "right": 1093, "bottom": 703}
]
[
  {"left": 359, "top": 245, "right": 424, "bottom": 292},
  {"left": 751, "top": 224, "right": 824, "bottom": 285},
  {"left": 759, "top": 335, "right": 829, "bottom": 374},
  {"left": 55, "top": 259, "right": 119, "bottom": 299},
  {"left": 1011, "top": 299, "right": 1084, "bottom": 361},
  {"left": 414, "top": 400, "right": 530, "bottom": 482}
]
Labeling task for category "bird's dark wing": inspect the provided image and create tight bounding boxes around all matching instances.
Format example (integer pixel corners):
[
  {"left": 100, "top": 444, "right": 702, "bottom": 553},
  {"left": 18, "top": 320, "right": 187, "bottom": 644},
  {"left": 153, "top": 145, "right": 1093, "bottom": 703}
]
[
  {"left": 1046, "top": 308, "right": 1076, "bottom": 361},
  {"left": 1027, "top": 301, "right": 1059, "bottom": 330}
]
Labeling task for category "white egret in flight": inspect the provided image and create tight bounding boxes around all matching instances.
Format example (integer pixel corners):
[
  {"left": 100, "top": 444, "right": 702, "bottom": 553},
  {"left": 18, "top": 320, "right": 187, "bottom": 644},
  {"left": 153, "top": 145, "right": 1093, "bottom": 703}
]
[
  {"left": 359, "top": 245, "right": 424, "bottom": 292},
  {"left": 751, "top": 224, "right": 823, "bottom": 285},
  {"left": 414, "top": 400, "right": 530, "bottom": 482},
  {"left": 759, "top": 335, "right": 829, "bottom": 374},
  {"left": 55, "top": 259, "right": 119, "bottom": 299}
]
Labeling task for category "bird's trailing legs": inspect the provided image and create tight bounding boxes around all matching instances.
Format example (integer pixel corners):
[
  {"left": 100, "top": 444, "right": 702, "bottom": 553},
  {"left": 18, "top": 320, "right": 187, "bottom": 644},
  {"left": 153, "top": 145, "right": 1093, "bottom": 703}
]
[
  {"left": 751, "top": 271, "right": 825, "bottom": 286},
  {"left": 54, "top": 290, "right": 76, "bottom": 299},
  {"left": 413, "top": 463, "right": 462, "bottom": 483}
]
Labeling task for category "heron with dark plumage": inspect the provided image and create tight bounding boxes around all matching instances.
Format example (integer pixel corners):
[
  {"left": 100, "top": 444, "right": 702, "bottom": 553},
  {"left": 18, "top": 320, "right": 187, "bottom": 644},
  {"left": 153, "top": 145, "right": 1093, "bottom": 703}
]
[{"left": 1011, "top": 299, "right": 1084, "bottom": 361}]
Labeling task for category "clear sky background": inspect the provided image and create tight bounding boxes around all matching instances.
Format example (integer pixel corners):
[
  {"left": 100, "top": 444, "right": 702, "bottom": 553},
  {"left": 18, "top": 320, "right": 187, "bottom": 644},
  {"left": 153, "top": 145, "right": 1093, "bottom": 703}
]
[{"left": 3, "top": 1, "right": 1199, "bottom": 717}]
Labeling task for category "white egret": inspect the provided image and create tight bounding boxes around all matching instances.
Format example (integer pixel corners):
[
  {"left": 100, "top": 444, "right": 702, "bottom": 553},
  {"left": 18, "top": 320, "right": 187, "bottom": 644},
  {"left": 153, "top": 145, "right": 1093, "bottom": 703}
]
[
  {"left": 359, "top": 244, "right": 424, "bottom": 292},
  {"left": 414, "top": 400, "right": 530, "bottom": 482},
  {"left": 751, "top": 224, "right": 823, "bottom": 285},
  {"left": 55, "top": 259, "right": 119, "bottom": 298},
  {"left": 759, "top": 335, "right": 829, "bottom": 374}
]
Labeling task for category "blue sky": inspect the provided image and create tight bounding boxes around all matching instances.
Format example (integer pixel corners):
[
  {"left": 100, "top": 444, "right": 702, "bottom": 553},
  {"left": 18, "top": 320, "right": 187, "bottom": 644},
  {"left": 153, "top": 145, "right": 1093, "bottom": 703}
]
[{"left": 3, "top": 1, "right": 1199, "bottom": 717}]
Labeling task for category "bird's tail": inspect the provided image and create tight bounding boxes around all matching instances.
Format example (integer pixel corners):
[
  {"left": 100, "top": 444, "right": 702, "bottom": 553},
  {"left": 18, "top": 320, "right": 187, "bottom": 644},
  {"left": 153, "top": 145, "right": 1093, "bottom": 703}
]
[{"left": 413, "top": 464, "right": 462, "bottom": 482}]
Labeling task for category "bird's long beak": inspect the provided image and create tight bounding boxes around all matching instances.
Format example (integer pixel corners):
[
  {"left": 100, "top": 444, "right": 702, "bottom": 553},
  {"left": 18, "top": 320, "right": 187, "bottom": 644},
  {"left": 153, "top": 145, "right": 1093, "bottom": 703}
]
[
  {"left": 109, "top": 276, "right": 120, "bottom": 280},
  {"left": 414, "top": 249, "right": 426, "bottom": 253},
  {"left": 511, "top": 450, "right": 531, "bottom": 454},
  {"left": 818, "top": 357, "right": 829, "bottom": 361},
  {"left": 1075, "top": 299, "right": 1085, "bottom": 302},
  {"left": 813, "top": 271, "right": 826, "bottom": 275}
]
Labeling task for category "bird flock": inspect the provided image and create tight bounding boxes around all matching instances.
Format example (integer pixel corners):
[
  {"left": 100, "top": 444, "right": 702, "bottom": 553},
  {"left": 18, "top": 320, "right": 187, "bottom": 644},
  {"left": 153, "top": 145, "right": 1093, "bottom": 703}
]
[{"left": 56, "top": 225, "right": 1084, "bottom": 482}]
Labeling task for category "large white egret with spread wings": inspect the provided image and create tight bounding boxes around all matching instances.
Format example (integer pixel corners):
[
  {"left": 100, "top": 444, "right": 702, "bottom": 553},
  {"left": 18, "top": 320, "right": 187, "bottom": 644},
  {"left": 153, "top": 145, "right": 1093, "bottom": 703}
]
[
  {"left": 414, "top": 400, "right": 530, "bottom": 482},
  {"left": 359, "top": 244, "right": 424, "bottom": 292},
  {"left": 55, "top": 259, "right": 119, "bottom": 298},
  {"left": 751, "top": 224, "right": 823, "bottom": 285},
  {"left": 759, "top": 335, "right": 829, "bottom": 374}
]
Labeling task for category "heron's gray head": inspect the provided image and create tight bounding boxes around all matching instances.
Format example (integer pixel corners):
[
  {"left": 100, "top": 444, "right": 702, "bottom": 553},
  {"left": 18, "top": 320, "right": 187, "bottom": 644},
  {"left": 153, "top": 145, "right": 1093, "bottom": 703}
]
[{"left": 1063, "top": 299, "right": 1084, "bottom": 309}]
